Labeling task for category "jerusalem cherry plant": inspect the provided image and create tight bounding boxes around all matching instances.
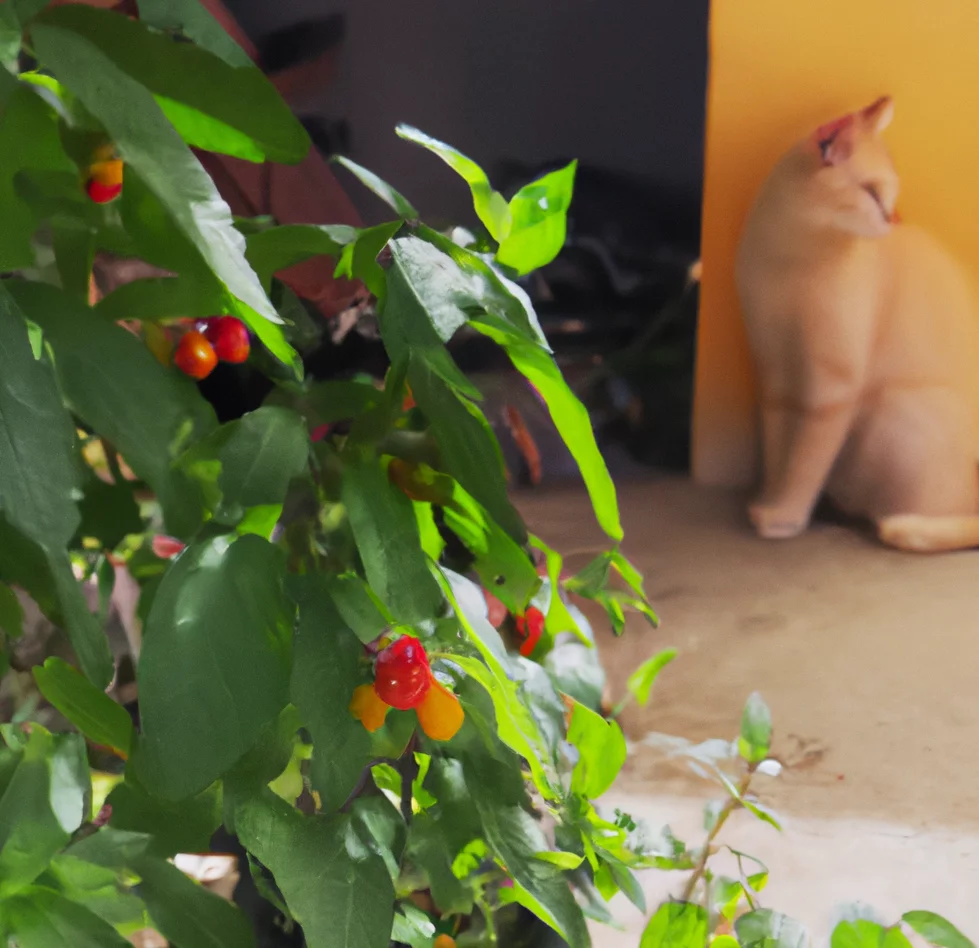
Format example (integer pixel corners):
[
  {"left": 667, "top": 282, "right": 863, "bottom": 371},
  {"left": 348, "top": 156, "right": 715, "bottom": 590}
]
[{"left": 0, "top": 2, "right": 662, "bottom": 946}]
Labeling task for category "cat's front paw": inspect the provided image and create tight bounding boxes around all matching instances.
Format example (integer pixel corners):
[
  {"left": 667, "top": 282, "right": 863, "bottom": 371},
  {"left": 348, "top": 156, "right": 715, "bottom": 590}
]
[{"left": 748, "top": 502, "right": 808, "bottom": 539}]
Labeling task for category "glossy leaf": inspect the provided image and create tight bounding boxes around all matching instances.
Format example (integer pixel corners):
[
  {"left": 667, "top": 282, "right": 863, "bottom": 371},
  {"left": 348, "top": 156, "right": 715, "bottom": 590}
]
[
  {"left": 0, "top": 729, "right": 87, "bottom": 896},
  {"left": 3, "top": 887, "right": 131, "bottom": 947},
  {"left": 496, "top": 161, "right": 577, "bottom": 276},
  {"left": 545, "top": 641, "right": 606, "bottom": 712},
  {"left": 627, "top": 648, "right": 678, "bottom": 706},
  {"left": 290, "top": 578, "right": 372, "bottom": 811},
  {"left": 341, "top": 454, "right": 442, "bottom": 623},
  {"left": 326, "top": 573, "right": 390, "bottom": 645},
  {"left": 0, "top": 76, "right": 76, "bottom": 269},
  {"left": 463, "top": 754, "right": 589, "bottom": 948},
  {"left": 136, "top": 0, "right": 252, "bottom": 67},
  {"left": 640, "top": 902, "right": 708, "bottom": 948},
  {"left": 738, "top": 910, "right": 810, "bottom": 948},
  {"left": 408, "top": 355, "right": 524, "bottom": 543},
  {"left": 106, "top": 780, "right": 221, "bottom": 858},
  {"left": 136, "top": 534, "right": 293, "bottom": 800},
  {"left": 0, "top": 285, "right": 112, "bottom": 685},
  {"left": 396, "top": 124, "right": 511, "bottom": 240},
  {"left": 333, "top": 221, "right": 402, "bottom": 300},
  {"left": 475, "top": 324, "right": 623, "bottom": 541},
  {"left": 567, "top": 700, "right": 627, "bottom": 799},
  {"left": 178, "top": 406, "right": 309, "bottom": 524},
  {"left": 31, "top": 23, "right": 294, "bottom": 359},
  {"left": 33, "top": 657, "right": 134, "bottom": 757},
  {"left": 335, "top": 155, "right": 418, "bottom": 218},
  {"left": 235, "top": 790, "right": 395, "bottom": 948},
  {"left": 39, "top": 5, "right": 308, "bottom": 163},
  {"left": 8, "top": 281, "right": 217, "bottom": 539},
  {"left": 94, "top": 275, "right": 226, "bottom": 324},
  {"left": 903, "top": 912, "right": 975, "bottom": 948},
  {"left": 246, "top": 224, "right": 354, "bottom": 290},
  {"left": 414, "top": 224, "right": 548, "bottom": 346},
  {"left": 135, "top": 854, "right": 257, "bottom": 948},
  {"left": 440, "top": 474, "right": 540, "bottom": 613},
  {"left": 739, "top": 692, "right": 773, "bottom": 764}
]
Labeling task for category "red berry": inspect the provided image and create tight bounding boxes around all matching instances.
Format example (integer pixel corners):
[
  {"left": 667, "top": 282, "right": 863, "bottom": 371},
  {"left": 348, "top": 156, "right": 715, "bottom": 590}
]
[
  {"left": 515, "top": 606, "right": 545, "bottom": 657},
  {"left": 86, "top": 179, "right": 122, "bottom": 204},
  {"left": 173, "top": 330, "right": 218, "bottom": 380},
  {"left": 204, "top": 316, "right": 250, "bottom": 364},
  {"left": 373, "top": 635, "right": 432, "bottom": 710}
]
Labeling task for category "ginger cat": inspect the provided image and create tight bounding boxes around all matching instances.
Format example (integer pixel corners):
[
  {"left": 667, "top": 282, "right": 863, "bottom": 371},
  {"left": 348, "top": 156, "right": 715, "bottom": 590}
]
[{"left": 736, "top": 96, "right": 979, "bottom": 552}]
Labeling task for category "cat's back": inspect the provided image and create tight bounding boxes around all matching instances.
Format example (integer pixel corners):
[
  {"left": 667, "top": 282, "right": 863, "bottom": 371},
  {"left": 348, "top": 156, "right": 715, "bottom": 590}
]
[{"left": 873, "top": 223, "right": 979, "bottom": 389}]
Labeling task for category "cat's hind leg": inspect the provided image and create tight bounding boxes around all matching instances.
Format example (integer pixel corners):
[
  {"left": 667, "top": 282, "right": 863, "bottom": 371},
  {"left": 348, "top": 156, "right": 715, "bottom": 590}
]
[{"left": 878, "top": 514, "right": 979, "bottom": 552}]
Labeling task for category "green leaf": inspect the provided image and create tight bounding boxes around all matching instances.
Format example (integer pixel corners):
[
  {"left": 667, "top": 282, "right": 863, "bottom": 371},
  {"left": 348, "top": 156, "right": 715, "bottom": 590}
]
[
  {"left": 0, "top": 78, "right": 76, "bottom": 269},
  {"left": 903, "top": 912, "right": 975, "bottom": 948},
  {"left": 640, "top": 902, "right": 708, "bottom": 948},
  {"left": 3, "top": 887, "right": 131, "bottom": 947},
  {"left": 106, "top": 780, "right": 221, "bottom": 858},
  {"left": 0, "top": 583, "right": 24, "bottom": 640},
  {"left": 439, "top": 474, "right": 540, "bottom": 613},
  {"left": 414, "top": 224, "right": 548, "bottom": 347},
  {"left": 45, "top": 853, "right": 150, "bottom": 932},
  {"left": 94, "top": 275, "right": 226, "bottom": 324},
  {"left": 396, "top": 125, "right": 511, "bottom": 240},
  {"left": 136, "top": 0, "right": 252, "bottom": 67},
  {"left": 462, "top": 754, "right": 588, "bottom": 948},
  {"left": 391, "top": 905, "right": 436, "bottom": 948},
  {"left": 832, "top": 919, "right": 888, "bottom": 948},
  {"left": 51, "top": 224, "right": 95, "bottom": 301},
  {"left": 333, "top": 221, "right": 402, "bottom": 300},
  {"left": 406, "top": 814, "right": 473, "bottom": 915},
  {"left": 738, "top": 910, "right": 809, "bottom": 948},
  {"left": 341, "top": 454, "right": 442, "bottom": 623},
  {"left": 475, "top": 324, "right": 623, "bottom": 541},
  {"left": 326, "top": 573, "right": 390, "bottom": 645},
  {"left": 496, "top": 161, "right": 577, "bottom": 276},
  {"left": 0, "top": 729, "right": 88, "bottom": 896},
  {"left": 33, "top": 657, "right": 134, "bottom": 756},
  {"left": 0, "top": 284, "right": 81, "bottom": 554},
  {"left": 290, "top": 577, "right": 372, "bottom": 812},
  {"left": 407, "top": 355, "right": 524, "bottom": 543},
  {"left": 37, "top": 6, "right": 308, "bottom": 163},
  {"left": 627, "top": 648, "right": 678, "bottom": 706},
  {"left": 266, "top": 379, "right": 381, "bottom": 431},
  {"left": 739, "top": 692, "right": 773, "bottom": 764},
  {"left": 335, "top": 155, "right": 419, "bottom": 218},
  {"left": 234, "top": 790, "right": 395, "bottom": 948},
  {"left": 31, "top": 22, "right": 296, "bottom": 363},
  {"left": 534, "top": 851, "right": 584, "bottom": 870},
  {"left": 566, "top": 699, "right": 627, "bottom": 799},
  {"left": 136, "top": 534, "right": 294, "bottom": 800},
  {"left": 246, "top": 224, "right": 354, "bottom": 290},
  {"left": 135, "top": 854, "right": 257, "bottom": 948},
  {"left": 178, "top": 406, "right": 309, "bottom": 524},
  {"left": 0, "top": 285, "right": 113, "bottom": 686},
  {"left": 8, "top": 281, "right": 218, "bottom": 539}
]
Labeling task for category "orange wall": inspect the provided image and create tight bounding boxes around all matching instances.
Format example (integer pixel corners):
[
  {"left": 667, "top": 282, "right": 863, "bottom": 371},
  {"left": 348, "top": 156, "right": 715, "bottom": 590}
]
[{"left": 693, "top": 0, "right": 979, "bottom": 486}]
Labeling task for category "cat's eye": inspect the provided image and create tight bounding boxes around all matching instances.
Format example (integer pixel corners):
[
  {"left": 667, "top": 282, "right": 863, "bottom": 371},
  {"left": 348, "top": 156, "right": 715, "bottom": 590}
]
[{"left": 862, "top": 183, "right": 887, "bottom": 218}]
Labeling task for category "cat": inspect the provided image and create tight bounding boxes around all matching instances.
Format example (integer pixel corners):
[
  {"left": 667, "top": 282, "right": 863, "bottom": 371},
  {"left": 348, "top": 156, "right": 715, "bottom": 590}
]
[{"left": 736, "top": 95, "right": 979, "bottom": 552}]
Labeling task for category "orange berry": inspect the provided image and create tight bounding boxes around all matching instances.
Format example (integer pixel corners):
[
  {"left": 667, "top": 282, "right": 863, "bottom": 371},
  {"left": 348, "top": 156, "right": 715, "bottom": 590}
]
[
  {"left": 416, "top": 676, "right": 464, "bottom": 742},
  {"left": 349, "top": 683, "right": 390, "bottom": 733},
  {"left": 434, "top": 937, "right": 456, "bottom": 948},
  {"left": 173, "top": 330, "right": 217, "bottom": 380}
]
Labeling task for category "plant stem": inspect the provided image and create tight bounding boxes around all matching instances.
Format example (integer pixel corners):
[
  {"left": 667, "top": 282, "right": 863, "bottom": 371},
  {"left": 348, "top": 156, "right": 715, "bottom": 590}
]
[{"left": 680, "top": 768, "right": 754, "bottom": 902}]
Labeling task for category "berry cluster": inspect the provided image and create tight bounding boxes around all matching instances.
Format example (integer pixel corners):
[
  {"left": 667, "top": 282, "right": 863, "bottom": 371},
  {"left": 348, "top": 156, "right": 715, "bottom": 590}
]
[
  {"left": 85, "top": 143, "right": 123, "bottom": 204},
  {"left": 349, "top": 635, "right": 464, "bottom": 742},
  {"left": 173, "top": 317, "right": 250, "bottom": 381}
]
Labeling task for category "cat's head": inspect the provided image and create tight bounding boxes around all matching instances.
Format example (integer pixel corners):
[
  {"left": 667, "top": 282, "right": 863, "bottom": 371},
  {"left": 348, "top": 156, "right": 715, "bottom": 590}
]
[{"left": 797, "top": 96, "right": 899, "bottom": 238}]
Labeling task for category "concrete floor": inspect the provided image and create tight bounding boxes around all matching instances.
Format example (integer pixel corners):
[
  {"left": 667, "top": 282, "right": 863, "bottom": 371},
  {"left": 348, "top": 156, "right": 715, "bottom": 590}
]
[{"left": 517, "top": 478, "right": 979, "bottom": 946}]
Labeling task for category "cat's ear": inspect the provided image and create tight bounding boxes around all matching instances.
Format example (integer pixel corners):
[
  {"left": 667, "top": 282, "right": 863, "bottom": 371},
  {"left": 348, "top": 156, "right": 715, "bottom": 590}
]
[
  {"left": 813, "top": 114, "right": 856, "bottom": 166},
  {"left": 861, "top": 95, "right": 894, "bottom": 135}
]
